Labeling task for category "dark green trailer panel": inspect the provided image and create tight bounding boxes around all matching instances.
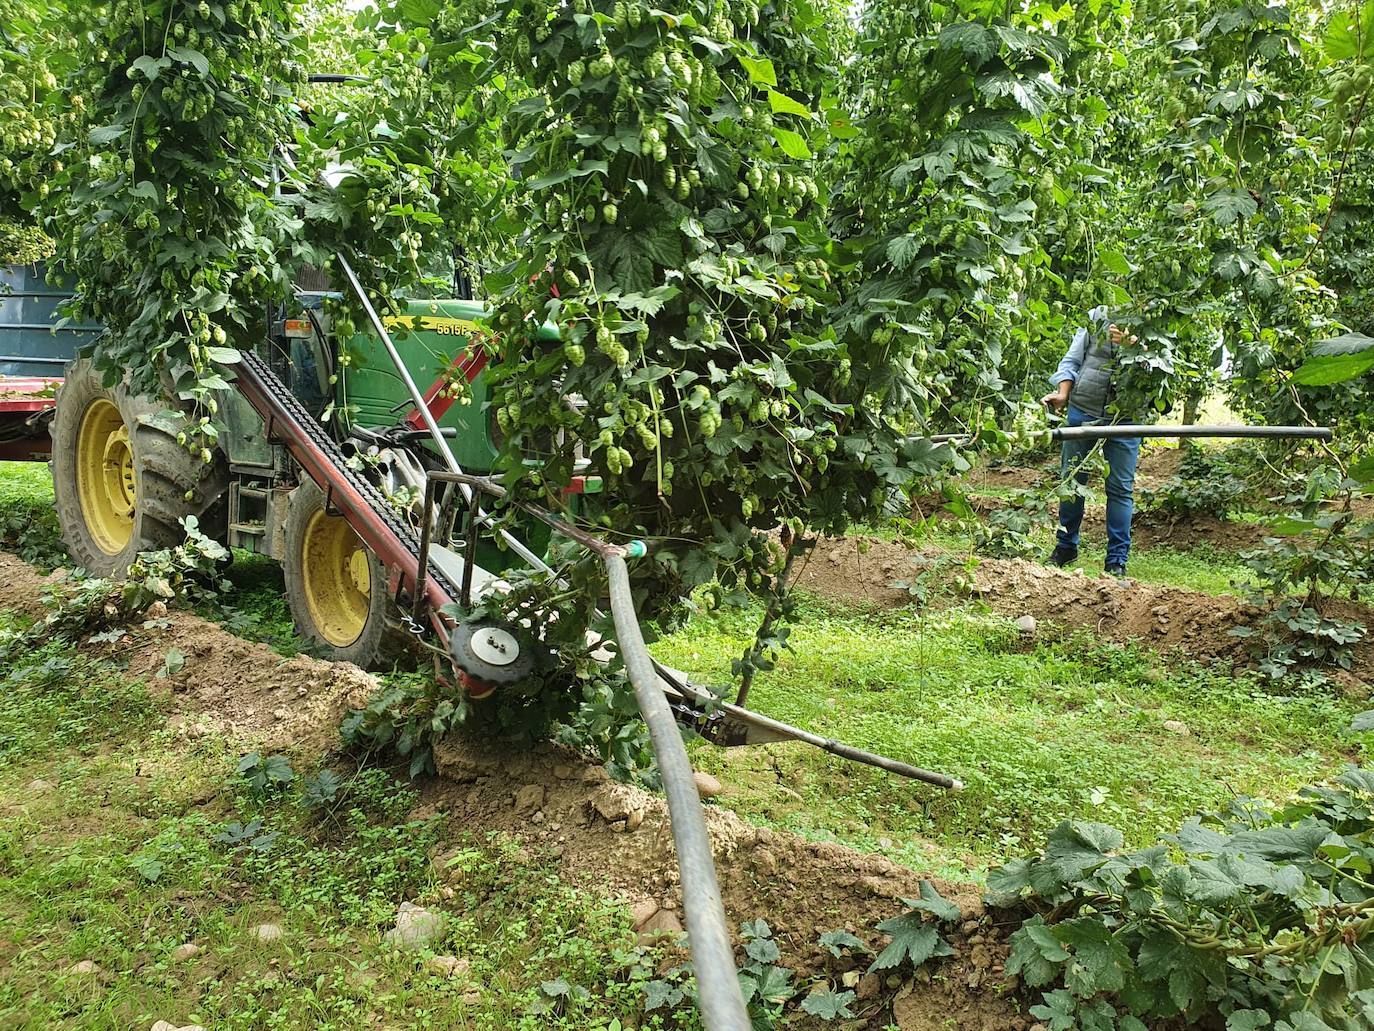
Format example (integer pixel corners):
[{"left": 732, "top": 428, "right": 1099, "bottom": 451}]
[{"left": 0, "top": 263, "right": 99, "bottom": 378}]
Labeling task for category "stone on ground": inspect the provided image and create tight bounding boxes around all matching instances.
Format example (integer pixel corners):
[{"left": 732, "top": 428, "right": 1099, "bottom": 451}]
[
  {"left": 692, "top": 770, "right": 722, "bottom": 798},
  {"left": 170, "top": 942, "right": 200, "bottom": 961},
  {"left": 1163, "top": 719, "right": 1191, "bottom": 736},
  {"left": 66, "top": 959, "right": 100, "bottom": 975},
  {"left": 252, "top": 922, "right": 284, "bottom": 943},
  {"left": 636, "top": 908, "right": 684, "bottom": 945},
  {"left": 1014, "top": 614, "right": 1037, "bottom": 634},
  {"left": 385, "top": 902, "right": 445, "bottom": 950}
]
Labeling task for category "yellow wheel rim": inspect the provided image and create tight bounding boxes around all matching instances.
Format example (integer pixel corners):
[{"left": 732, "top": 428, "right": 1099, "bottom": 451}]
[
  {"left": 75, "top": 398, "right": 135, "bottom": 556},
  {"left": 301, "top": 508, "right": 371, "bottom": 647}
]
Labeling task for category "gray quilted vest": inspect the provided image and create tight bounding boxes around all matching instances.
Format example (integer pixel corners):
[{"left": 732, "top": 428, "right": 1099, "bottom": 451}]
[{"left": 1070, "top": 327, "right": 1117, "bottom": 420}]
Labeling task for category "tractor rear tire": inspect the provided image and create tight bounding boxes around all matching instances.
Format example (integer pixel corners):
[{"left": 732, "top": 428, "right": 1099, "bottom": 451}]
[
  {"left": 282, "top": 478, "right": 412, "bottom": 670},
  {"left": 50, "top": 359, "right": 228, "bottom": 577}
]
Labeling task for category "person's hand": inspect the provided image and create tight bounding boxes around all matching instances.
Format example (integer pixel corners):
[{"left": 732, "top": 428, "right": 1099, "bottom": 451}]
[
  {"left": 1108, "top": 324, "right": 1138, "bottom": 347},
  {"left": 1041, "top": 391, "right": 1068, "bottom": 411}
]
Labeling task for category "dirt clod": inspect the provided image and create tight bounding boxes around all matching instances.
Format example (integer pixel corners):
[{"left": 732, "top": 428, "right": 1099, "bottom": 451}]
[
  {"left": 636, "top": 907, "right": 684, "bottom": 944},
  {"left": 513, "top": 783, "right": 545, "bottom": 812},
  {"left": 629, "top": 898, "right": 659, "bottom": 929},
  {"left": 427, "top": 955, "right": 470, "bottom": 978}
]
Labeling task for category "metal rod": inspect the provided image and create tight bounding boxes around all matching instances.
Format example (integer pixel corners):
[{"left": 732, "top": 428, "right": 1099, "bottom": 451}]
[
  {"left": 721, "top": 702, "right": 962, "bottom": 789},
  {"left": 1050, "top": 424, "right": 1333, "bottom": 441},
  {"left": 931, "top": 424, "right": 1332, "bottom": 444},
  {"left": 461, "top": 488, "right": 480, "bottom": 610},
  {"left": 412, "top": 476, "right": 440, "bottom": 629},
  {"left": 652, "top": 663, "right": 963, "bottom": 790},
  {"left": 605, "top": 555, "right": 750, "bottom": 1031}
]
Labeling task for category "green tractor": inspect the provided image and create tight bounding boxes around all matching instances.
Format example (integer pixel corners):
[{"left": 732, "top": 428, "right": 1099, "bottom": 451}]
[{"left": 2, "top": 262, "right": 563, "bottom": 670}]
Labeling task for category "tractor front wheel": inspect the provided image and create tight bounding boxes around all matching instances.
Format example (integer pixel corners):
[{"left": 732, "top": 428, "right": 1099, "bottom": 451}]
[
  {"left": 51, "top": 359, "right": 227, "bottom": 576},
  {"left": 282, "top": 478, "right": 409, "bottom": 669}
]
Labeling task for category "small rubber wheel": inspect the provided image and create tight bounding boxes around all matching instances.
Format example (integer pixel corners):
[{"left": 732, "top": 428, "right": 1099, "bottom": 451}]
[
  {"left": 282, "top": 478, "right": 411, "bottom": 669},
  {"left": 50, "top": 358, "right": 227, "bottom": 576}
]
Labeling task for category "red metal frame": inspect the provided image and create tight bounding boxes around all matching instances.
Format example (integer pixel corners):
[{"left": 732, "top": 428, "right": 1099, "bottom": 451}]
[
  {"left": 402, "top": 347, "right": 489, "bottom": 433},
  {"left": 0, "top": 377, "right": 61, "bottom": 462}
]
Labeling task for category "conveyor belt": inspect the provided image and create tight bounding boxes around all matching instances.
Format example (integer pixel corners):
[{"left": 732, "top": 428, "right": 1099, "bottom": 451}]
[{"left": 233, "top": 349, "right": 459, "bottom": 625}]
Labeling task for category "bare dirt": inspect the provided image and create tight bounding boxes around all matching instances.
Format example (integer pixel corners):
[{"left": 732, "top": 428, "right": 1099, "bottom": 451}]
[
  {"left": 0, "top": 549, "right": 1024, "bottom": 1030},
  {"left": 424, "top": 739, "right": 1023, "bottom": 1030},
  {"left": 796, "top": 535, "right": 1374, "bottom": 691},
  {"left": 0, "top": 553, "right": 56, "bottom": 619}
]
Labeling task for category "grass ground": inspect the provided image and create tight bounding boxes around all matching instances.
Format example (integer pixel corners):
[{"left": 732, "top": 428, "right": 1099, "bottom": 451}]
[
  {"left": 0, "top": 609, "right": 679, "bottom": 1030},
  {"left": 887, "top": 522, "right": 1254, "bottom": 596},
  {"left": 652, "top": 596, "right": 1365, "bottom": 878}
]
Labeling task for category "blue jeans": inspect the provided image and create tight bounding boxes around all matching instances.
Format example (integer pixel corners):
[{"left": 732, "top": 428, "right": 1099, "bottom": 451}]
[{"left": 1056, "top": 405, "right": 1141, "bottom": 568}]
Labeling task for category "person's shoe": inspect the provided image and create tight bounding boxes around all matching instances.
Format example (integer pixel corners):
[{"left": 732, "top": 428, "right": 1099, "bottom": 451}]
[
  {"left": 1105, "top": 564, "right": 1128, "bottom": 579},
  {"left": 1047, "top": 545, "right": 1078, "bottom": 568}
]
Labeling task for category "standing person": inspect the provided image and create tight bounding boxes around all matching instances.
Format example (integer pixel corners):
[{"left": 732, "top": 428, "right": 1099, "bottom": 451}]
[{"left": 1040, "top": 307, "right": 1143, "bottom": 579}]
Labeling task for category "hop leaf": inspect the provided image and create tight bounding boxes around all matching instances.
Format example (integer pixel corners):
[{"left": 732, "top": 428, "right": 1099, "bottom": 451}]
[{"left": 800, "top": 987, "right": 856, "bottom": 1019}]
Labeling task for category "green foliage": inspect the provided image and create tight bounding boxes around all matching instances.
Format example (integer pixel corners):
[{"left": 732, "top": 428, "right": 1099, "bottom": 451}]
[
  {"left": 1231, "top": 466, "right": 1373, "bottom": 681},
  {"left": 971, "top": 486, "right": 1056, "bottom": 559},
  {"left": 43, "top": 0, "right": 308, "bottom": 447},
  {"left": 235, "top": 752, "right": 296, "bottom": 796},
  {"left": 868, "top": 881, "right": 958, "bottom": 973},
  {"left": 989, "top": 770, "right": 1374, "bottom": 1029},
  {"left": 1140, "top": 445, "right": 1254, "bottom": 522},
  {"left": 121, "top": 515, "right": 231, "bottom": 611},
  {"left": 0, "top": 462, "right": 65, "bottom": 567},
  {"left": 0, "top": 621, "right": 157, "bottom": 765},
  {"left": 407, "top": 0, "right": 946, "bottom": 618}
]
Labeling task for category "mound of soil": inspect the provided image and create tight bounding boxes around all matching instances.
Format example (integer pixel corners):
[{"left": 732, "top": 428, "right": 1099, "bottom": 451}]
[
  {"left": 425, "top": 739, "right": 1021, "bottom": 1029},
  {"left": 117, "top": 611, "right": 377, "bottom": 753},
  {"left": 1122, "top": 510, "right": 1271, "bottom": 553},
  {"left": 797, "top": 536, "right": 1374, "bottom": 690}
]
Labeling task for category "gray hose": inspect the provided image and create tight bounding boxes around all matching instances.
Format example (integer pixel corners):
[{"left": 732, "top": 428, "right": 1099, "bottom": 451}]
[{"left": 604, "top": 554, "right": 750, "bottom": 1031}]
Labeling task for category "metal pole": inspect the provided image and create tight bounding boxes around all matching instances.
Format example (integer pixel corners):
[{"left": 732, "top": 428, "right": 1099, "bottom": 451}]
[
  {"left": 930, "top": 425, "right": 1332, "bottom": 444},
  {"left": 1050, "top": 424, "right": 1333, "bottom": 442}
]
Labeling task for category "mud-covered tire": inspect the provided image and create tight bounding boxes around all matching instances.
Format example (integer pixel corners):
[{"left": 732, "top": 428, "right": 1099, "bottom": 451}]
[
  {"left": 282, "top": 477, "right": 412, "bottom": 670},
  {"left": 50, "top": 358, "right": 228, "bottom": 577}
]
